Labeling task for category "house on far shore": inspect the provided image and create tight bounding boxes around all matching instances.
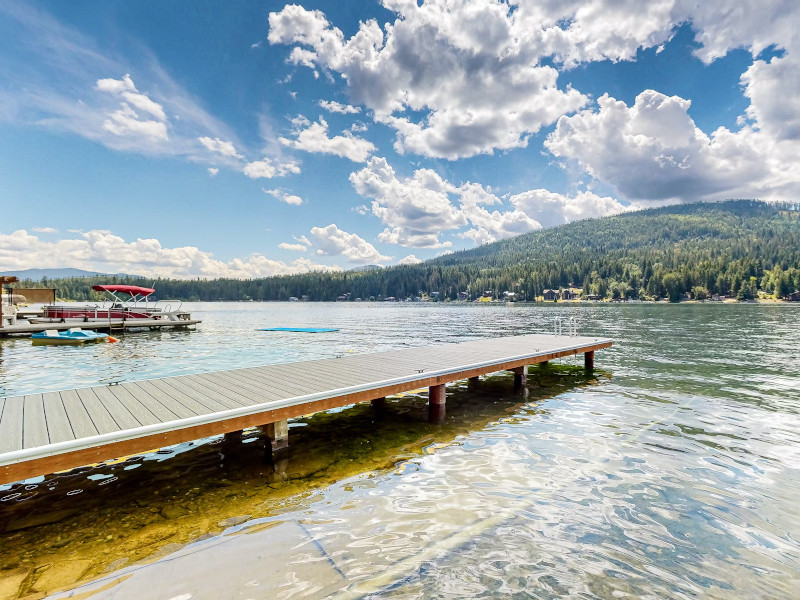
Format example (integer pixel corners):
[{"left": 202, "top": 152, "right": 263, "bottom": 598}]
[
  {"left": 586, "top": 294, "right": 602, "bottom": 301},
  {"left": 543, "top": 289, "right": 558, "bottom": 301},
  {"left": 561, "top": 288, "right": 580, "bottom": 301},
  {"left": 457, "top": 291, "right": 469, "bottom": 301},
  {"left": 784, "top": 290, "right": 800, "bottom": 301}
]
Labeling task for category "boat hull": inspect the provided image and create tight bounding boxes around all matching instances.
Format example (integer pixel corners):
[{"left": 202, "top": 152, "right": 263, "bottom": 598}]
[
  {"left": 31, "top": 329, "right": 110, "bottom": 346},
  {"left": 31, "top": 337, "right": 109, "bottom": 346}
]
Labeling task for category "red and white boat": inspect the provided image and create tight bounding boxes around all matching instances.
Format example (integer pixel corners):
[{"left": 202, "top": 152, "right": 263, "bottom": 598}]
[{"left": 36, "top": 284, "right": 194, "bottom": 323}]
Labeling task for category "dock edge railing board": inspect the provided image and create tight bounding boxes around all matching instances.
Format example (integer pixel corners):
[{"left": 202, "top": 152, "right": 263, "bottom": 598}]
[{"left": 0, "top": 335, "right": 611, "bottom": 485}]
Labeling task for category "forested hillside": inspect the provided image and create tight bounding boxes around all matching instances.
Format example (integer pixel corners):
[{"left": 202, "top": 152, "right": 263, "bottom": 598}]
[{"left": 13, "top": 200, "right": 800, "bottom": 302}]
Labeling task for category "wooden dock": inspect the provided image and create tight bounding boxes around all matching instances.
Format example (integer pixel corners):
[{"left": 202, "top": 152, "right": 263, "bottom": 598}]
[
  {"left": 0, "top": 318, "right": 201, "bottom": 337},
  {"left": 0, "top": 333, "right": 611, "bottom": 485}
]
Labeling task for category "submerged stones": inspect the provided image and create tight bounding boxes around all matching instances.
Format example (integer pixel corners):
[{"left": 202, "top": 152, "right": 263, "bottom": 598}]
[{"left": 217, "top": 515, "right": 251, "bottom": 529}]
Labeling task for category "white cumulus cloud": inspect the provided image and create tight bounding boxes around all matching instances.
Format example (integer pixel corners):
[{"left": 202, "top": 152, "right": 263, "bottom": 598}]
[
  {"left": 0, "top": 229, "right": 340, "bottom": 279},
  {"left": 96, "top": 74, "right": 168, "bottom": 141},
  {"left": 397, "top": 254, "right": 422, "bottom": 265},
  {"left": 268, "top": 2, "right": 588, "bottom": 159},
  {"left": 545, "top": 90, "right": 799, "bottom": 203},
  {"left": 198, "top": 136, "right": 243, "bottom": 159},
  {"left": 263, "top": 187, "right": 303, "bottom": 205},
  {"left": 349, "top": 156, "right": 625, "bottom": 248},
  {"left": 280, "top": 116, "right": 375, "bottom": 162},
  {"left": 350, "top": 157, "right": 465, "bottom": 248},
  {"left": 243, "top": 157, "right": 301, "bottom": 179},
  {"left": 309, "top": 224, "right": 390, "bottom": 263},
  {"left": 278, "top": 242, "right": 308, "bottom": 251},
  {"left": 319, "top": 100, "right": 361, "bottom": 114}
]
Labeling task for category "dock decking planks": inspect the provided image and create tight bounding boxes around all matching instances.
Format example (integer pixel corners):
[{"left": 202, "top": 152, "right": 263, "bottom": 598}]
[
  {"left": 22, "top": 395, "right": 49, "bottom": 450},
  {"left": 42, "top": 391, "right": 74, "bottom": 444},
  {"left": 60, "top": 390, "right": 99, "bottom": 439},
  {"left": 0, "top": 333, "right": 611, "bottom": 484},
  {"left": 0, "top": 396, "right": 24, "bottom": 453}
]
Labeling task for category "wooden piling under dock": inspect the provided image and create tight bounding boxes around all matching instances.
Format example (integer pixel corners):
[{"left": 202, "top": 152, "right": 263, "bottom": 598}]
[{"left": 0, "top": 334, "right": 611, "bottom": 485}]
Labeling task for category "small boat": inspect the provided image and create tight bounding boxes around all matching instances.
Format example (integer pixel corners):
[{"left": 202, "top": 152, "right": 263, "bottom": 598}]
[
  {"left": 33, "top": 284, "right": 195, "bottom": 323},
  {"left": 31, "top": 328, "right": 110, "bottom": 346}
]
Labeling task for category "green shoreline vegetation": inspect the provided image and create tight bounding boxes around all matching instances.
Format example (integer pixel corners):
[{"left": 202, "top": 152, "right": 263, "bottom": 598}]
[{"left": 12, "top": 200, "right": 800, "bottom": 303}]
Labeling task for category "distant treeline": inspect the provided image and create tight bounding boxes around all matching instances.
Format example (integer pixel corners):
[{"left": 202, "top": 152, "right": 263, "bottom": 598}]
[{"left": 13, "top": 200, "right": 800, "bottom": 303}]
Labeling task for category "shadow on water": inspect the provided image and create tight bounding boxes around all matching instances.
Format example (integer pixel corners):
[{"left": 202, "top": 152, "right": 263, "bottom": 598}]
[{"left": 0, "top": 364, "right": 602, "bottom": 599}]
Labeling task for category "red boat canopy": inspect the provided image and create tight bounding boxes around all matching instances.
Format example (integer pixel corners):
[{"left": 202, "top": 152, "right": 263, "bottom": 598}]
[{"left": 92, "top": 284, "right": 155, "bottom": 297}]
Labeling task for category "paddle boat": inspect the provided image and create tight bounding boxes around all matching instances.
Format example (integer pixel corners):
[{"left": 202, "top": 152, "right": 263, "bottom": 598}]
[{"left": 31, "top": 328, "right": 114, "bottom": 346}]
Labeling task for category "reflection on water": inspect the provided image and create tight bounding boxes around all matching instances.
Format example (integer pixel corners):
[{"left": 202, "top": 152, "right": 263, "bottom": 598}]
[{"left": 1, "top": 303, "right": 800, "bottom": 599}]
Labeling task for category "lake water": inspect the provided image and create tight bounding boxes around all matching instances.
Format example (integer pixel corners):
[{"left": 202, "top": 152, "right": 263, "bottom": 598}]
[{"left": 1, "top": 302, "right": 799, "bottom": 599}]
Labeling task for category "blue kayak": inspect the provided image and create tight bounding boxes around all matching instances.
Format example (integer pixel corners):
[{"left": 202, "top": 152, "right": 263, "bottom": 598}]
[{"left": 32, "top": 328, "right": 110, "bottom": 346}]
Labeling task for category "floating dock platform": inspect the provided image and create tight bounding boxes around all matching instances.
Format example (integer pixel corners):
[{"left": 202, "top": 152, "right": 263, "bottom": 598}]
[
  {"left": 0, "top": 333, "right": 611, "bottom": 485},
  {"left": 0, "top": 318, "right": 201, "bottom": 337}
]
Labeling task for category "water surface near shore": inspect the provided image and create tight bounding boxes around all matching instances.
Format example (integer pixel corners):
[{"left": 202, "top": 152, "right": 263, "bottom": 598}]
[{"left": 1, "top": 303, "right": 799, "bottom": 598}]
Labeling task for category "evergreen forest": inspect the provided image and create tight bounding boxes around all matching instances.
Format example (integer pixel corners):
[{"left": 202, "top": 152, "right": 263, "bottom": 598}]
[{"left": 12, "top": 200, "right": 800, "bottom": 303}]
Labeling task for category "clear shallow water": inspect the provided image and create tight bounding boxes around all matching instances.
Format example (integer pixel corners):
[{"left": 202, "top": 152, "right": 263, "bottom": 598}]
[{"left": 1, "top": 303, "right": 799, "bottom": 599}]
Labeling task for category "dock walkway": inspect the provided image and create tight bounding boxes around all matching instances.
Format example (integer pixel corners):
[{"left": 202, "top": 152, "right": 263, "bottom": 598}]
[{"left": 0, "top": 333, "right": 611, "bottom": 485}]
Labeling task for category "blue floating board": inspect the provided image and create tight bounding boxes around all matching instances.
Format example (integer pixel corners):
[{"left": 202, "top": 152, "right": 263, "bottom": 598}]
[{"left": 258, "top": 327, "right": 340, "bottom": 333}]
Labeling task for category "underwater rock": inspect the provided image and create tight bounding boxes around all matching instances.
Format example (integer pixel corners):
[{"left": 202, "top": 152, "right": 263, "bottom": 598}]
[
  {"left": 31, "top": 559, "right": 93, "bottom": 594},
  {"left": 159, "top": 505, "right": 190, "bottom": 520},
  {"left": 0, "top": 567, "right": 30, "bottom": 600},
  {"left": 4, "top": 510, "right": 78, "bottom": 533},
  {"left": 103, "top": 557, "right": 129, "bottom": 573},
  {"left": 217, "top": 515, "right": 251, "bottom": 529}
]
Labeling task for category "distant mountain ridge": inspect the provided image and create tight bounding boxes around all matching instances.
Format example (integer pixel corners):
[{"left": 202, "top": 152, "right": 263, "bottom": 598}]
[{"left": 3, "top": 268, "right": 142, "bottom": 280}]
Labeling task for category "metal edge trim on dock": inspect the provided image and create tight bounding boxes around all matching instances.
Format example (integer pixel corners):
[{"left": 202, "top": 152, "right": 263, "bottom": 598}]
[{"left": 0, "top": 338, "right": 611, "bottom": 468}]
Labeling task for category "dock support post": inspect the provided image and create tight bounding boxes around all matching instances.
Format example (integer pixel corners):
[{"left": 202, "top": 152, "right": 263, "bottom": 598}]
[
  {"left": 584, "top": 351, "right": 594, "bottom": 371},
  {"left": 264, "top": 419, "right": 289, "bottom": 463},
  {"left": 224, "top": 430, "right": 243, "bottom": 443},
  {"left": 371, "top": 397, "right": 386, "bottom": 419},
  {"left": 468, "top": 376, "right": 480, "bottom": 388},
  {"left": 428, "top": 384, "right": 446, "bottom": 424},
  {"left": 512, "top": 366, "right": 526, "bottom": 387},
  {"left": 220, "top": 429, "right": 243, "bottom": 460}
]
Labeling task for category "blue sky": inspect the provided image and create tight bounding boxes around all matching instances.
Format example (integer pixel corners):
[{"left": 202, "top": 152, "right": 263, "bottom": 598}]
[{"left": 2, "top": 1, "right": 799, "bottom": 278}]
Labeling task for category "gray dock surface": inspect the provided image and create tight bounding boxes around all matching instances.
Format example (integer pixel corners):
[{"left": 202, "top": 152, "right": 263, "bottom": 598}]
[{"left": 0, "top": 333, "right": 611, "bottom": 484}]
